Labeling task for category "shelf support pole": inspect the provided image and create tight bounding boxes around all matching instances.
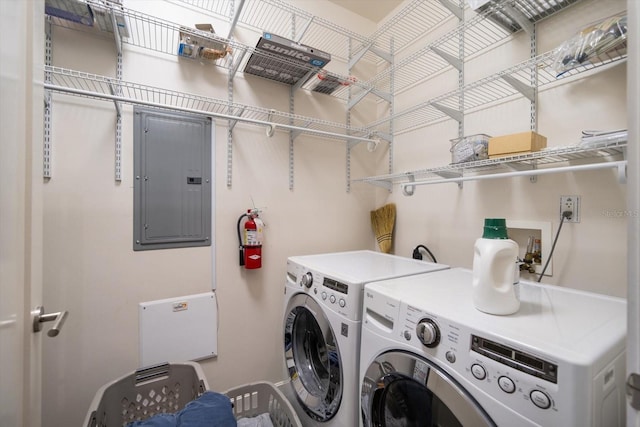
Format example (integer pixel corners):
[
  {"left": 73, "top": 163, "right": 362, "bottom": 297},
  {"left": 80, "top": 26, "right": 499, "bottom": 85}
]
[
  {"left": 44, "top": 18, "right": 52, "bottom": 179},
  {"left": 289, "top": 13, "right": 296, "bottom": 191},
  {"left": 226, "top": 0, "right": 241, "bottom": 188},
  {"left": 226, "top": 0, "right": 246, "bottom": 39},
  {"left": 456, "top": 0, "right": 465, "bottom": 188},
  {"left": 109, "top": 6, "right": 123, "bottom": 182}
]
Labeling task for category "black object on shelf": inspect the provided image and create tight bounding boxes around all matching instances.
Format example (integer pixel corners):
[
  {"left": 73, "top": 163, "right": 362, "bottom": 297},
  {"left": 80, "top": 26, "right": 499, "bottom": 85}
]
[{"left": 244, "top": 32, "right": 331, "bottom": 86}]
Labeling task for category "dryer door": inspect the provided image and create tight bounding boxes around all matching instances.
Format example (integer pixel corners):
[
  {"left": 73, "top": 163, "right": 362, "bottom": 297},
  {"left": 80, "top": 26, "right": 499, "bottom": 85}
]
[
  {"left": 361, "top": 351, "right": 495, "bottom": 427},
  {"left": 284, "top": 294, "right": 342, "bottom": 421}
]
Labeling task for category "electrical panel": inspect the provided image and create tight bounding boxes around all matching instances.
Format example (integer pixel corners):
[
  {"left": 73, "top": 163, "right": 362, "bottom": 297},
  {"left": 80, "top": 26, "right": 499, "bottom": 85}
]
[{"left": 133, "top": 107, "right": 212, "bottom": 250}]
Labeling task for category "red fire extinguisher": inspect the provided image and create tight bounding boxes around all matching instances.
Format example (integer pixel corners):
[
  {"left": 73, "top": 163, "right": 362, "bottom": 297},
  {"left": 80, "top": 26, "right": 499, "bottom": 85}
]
[{"left": 237, "top": 209, "right": 264, "bottom": 269}]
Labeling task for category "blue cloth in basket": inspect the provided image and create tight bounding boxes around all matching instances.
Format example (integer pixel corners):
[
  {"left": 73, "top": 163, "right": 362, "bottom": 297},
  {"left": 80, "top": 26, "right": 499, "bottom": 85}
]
[{"left": 127, "top": 391, "right": 237, "bottom": 427}]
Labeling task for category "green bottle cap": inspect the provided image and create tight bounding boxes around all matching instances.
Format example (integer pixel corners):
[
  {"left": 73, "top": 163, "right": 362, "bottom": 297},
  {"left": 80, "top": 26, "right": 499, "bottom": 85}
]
[{"left": 482, "top": 218, "right": 509, "bottom": 239}]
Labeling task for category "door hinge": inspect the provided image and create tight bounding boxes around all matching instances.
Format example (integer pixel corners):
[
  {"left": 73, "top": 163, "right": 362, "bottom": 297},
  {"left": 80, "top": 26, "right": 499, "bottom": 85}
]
[{"left": 628, "top": 372, "right": 640, "bottom": 410}]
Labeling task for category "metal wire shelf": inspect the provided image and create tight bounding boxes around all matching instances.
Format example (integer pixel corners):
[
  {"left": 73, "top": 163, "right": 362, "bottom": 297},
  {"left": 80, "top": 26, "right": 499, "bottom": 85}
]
[
  {"left": 353, "top": 139, "right": 627, "bottom": 192},
  {"left": 44, "top": 65, "right": 374, "bottom": 142},
  {"left": 367, "top": 43, "right": 627, "bottom": 136},
  {"left": 46, "top": 0, "right": 378, "bottom": 101},
  {"left": 176, "top": 0, "right": 455, "bottom": 65}
]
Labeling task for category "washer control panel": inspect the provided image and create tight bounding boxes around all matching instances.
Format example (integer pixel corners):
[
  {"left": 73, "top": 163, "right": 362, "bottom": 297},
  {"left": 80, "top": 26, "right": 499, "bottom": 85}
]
[{"left": 399, "top": 302, "right": 560, "bottom": 424}]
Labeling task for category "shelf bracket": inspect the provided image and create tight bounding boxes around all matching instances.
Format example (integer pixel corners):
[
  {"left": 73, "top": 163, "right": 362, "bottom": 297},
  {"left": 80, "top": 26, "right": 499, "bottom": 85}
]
[
  {"left": 291, "top": 121, "right": 312, "bottom": 141},
  {"left": 294, "top": 16, "right": 314, "bottom": 43},
  {"left": 434, "top": 170, "right": 463, "bottom": 188},
  {"left": 503, "top": 161, "right": 537, "bottom": 182},
  {"left": 432, "top": 103, "right": 462, "bottom": 123},
  {"left": 502, "top": 3, "right": 534, "bottom": 35},
  {"left": 347, "top": 137, "right": 363, "bottom": 150},
  {"left": 437, "top": 0, "right": 464, "bottom": 20},
  {"left": 348, "top": 87, "right": 391, "bottom": 109},
  {"left": 228, "top": 107, "right": 246, "bottom": 131},
  {"left": 349, "top": 41, "right": 374, "bottom": 69},
  {"left": 350, "top": 43, "right": 391, "bottom": 67},
  {"left": 109, "top": 6, "right": 123, "bottom": 56},
  {"left": 369, "top": 46, "right": 393, "bottom": 64},
  {"left": 501, "top": 75, "right": 535, "bottom": 102},
  {"left": 375, "top": 132, "right": 392, "bottom": 144},
  {"left": 293, "top": 68, "right": 318, "bottom": 92},
  {"left": 348, "top": 87, "right": 373, "bottom": 109},
  {"left": 617, "top": 155, "right": 627, "bottom": 184},
  {"left": 371, "top": 88, "right": 393, "bottom": 103},
  {"left": 431, "top": 46, "right": 462, "bottom": 71},
  {"left": 368, "top": 179, "right": 393, "bottom": 191},
  {"left": 504, "top": 162, "right": 534, "bottom": 172}
]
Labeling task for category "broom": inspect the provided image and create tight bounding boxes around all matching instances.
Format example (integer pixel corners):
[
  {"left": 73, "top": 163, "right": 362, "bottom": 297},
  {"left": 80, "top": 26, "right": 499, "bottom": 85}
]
[{"left": 370, "top": 203, "right": 396, "bottom": 253}]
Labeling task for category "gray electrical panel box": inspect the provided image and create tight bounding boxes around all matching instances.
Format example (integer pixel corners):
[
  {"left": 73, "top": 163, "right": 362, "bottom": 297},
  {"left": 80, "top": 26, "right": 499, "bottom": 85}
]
[{"left": 133, "top": 107, "right": 212, "bottom": 251}]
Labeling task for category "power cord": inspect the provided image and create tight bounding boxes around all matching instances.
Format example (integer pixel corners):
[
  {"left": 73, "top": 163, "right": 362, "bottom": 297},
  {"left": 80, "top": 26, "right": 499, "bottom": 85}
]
[
  {"left": 537, "top": 210, "right": 572, "bottom": 282},
  {"left": 412, "top": 244, "right": 438, "bottom": 263}
]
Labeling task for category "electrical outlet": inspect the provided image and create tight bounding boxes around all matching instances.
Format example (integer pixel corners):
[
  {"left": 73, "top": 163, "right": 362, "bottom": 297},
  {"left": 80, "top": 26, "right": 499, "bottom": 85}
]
[{"left": 560, "top": 195, "right": 580, "bottom": 223}]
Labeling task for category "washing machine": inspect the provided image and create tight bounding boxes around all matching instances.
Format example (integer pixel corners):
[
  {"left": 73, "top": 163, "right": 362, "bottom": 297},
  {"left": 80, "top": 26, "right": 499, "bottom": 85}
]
[
  {"left": 360, "top": 268, "right": 627, "bottom": 427},
  {"left": 282, "top": 250, "right": 449, "bottom": 427}
]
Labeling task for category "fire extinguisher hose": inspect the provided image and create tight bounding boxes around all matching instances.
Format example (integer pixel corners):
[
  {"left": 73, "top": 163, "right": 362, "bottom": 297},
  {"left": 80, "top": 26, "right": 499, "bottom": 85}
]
[{"left": 237, "top": 213, "right": 248, "bottom": 266}]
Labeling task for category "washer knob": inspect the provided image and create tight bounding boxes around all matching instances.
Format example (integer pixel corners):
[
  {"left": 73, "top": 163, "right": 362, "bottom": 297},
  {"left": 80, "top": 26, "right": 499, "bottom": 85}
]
[
  {"left": 416, "top": 318, "right": 440, "bottom": 348},
  {"left": 301, "top": 272, "right": 313, "bottom": 288}
]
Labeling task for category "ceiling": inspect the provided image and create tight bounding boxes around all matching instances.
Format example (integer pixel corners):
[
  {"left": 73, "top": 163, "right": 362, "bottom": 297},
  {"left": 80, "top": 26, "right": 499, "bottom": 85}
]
[{"left": 325, "top": 0, "right": 404, "bottom": 22}]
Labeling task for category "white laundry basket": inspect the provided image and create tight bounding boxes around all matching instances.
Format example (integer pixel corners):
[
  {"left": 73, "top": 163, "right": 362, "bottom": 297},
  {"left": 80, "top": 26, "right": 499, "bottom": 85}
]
[
  {"left": 84, "top": 362, "right": 302, "bottom": 427},
  {"left": 224, "top": 381, "right": 302, "bottom": 427},
  {"left": 84, "top": 362, "right": 209, "bottom": 427}
]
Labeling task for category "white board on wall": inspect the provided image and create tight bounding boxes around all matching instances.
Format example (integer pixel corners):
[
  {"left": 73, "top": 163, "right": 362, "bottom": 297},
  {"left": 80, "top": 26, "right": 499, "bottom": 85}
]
[{"left": 139, "top": 292, "right": 217, "bottom": 367}]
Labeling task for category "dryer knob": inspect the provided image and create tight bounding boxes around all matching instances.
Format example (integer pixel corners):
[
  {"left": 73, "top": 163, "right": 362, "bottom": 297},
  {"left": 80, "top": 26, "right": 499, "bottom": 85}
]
[
  {"left": 301, "top": 272, "right": 313, "bottom": 288},
  {"left": 416, "top": 319, "right": 440, "bottom": 348}
]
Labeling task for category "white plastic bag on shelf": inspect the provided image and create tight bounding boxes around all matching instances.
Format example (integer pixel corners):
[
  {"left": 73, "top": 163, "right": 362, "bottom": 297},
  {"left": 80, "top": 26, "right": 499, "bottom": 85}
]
[{"left": 550, "top": 13, "right": 627, "bottom": 77}]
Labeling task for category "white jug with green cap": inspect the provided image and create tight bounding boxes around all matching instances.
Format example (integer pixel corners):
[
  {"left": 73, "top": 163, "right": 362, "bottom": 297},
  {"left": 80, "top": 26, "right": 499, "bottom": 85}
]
[{"left": 472, "top": 218, "right": 520, "bottom": 315}]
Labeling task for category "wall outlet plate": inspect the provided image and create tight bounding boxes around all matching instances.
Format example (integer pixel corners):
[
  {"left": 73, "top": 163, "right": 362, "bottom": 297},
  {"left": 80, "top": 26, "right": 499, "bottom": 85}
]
[{"left": 560, "top": 195, "right": 580, "bottom": 223}]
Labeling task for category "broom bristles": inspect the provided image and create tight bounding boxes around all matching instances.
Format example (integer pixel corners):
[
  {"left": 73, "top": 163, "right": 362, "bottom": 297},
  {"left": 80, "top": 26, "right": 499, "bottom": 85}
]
[{"left": 371, "top": 203, "right": 396, "bottom": 253}]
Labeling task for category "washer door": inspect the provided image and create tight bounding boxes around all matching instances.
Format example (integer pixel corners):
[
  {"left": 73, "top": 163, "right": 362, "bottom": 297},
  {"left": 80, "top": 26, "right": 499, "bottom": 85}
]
[
  {"left": 361, "top": 351, "right": 495, "bottom": 427},
  {"left": 284, "top": 294, "right": 342, "bottom": 421}
]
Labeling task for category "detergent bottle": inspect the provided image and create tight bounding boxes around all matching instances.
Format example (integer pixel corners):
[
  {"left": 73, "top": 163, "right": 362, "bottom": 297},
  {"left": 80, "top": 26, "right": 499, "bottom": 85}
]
[{"left": 472, "top": 218, "right": 520, "bottom": 315}]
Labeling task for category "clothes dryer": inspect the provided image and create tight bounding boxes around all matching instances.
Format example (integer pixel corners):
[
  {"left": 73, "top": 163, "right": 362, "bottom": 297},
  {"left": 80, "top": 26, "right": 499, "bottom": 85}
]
[
  {"left": 360, "top": 268, "right": 627, "bottom": 427},
  {"left": 283, "top": 250, "right": 448, "bottom": 427}
]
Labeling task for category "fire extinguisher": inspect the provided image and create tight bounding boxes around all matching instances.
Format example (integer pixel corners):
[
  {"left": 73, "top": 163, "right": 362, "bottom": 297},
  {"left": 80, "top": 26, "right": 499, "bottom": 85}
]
[{"left": 237, "top": 208, "right": 264, "bottom": 269}]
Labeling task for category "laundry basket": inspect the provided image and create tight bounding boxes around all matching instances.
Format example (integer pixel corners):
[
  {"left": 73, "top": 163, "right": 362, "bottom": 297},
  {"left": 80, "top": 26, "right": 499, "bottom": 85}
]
[
  {"left": 84, "top": 362, "right": 209, "bottom": 427},
  {"left": 224, "top": 381, "right": 302, "bottom": 427}
]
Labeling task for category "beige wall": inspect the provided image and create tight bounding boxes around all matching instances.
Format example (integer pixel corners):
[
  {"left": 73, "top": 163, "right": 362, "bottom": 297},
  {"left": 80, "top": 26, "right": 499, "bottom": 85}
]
[
  {"left": 42, "top": 1, "right": 377, "bottom": 425},
  {"left": 41, "top": 0, "right": 628, "bottom": 425}
]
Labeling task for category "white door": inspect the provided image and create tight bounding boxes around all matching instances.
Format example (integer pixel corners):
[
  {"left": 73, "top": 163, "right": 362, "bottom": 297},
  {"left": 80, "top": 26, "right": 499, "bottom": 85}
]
[
  {"left": 628, "top": 1, "right": 640, "bottom": 425},
  {"left": 0, "top": 1, "right": 44, "bottom": 426}
]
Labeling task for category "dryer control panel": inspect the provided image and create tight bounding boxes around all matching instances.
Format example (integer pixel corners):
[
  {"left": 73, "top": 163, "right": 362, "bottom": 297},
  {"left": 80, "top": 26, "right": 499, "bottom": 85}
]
[{"left": 286, "top": 260, "right": 360, "bottom": 321}]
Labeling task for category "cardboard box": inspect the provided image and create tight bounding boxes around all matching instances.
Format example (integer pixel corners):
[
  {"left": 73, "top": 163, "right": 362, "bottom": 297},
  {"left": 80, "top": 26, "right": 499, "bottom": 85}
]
[
  {"left": 488, "top": 131, "right": 547, "bottom": 158},
  {"left": 244, "top": 32, "right": 331, "bottom": 86}
]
